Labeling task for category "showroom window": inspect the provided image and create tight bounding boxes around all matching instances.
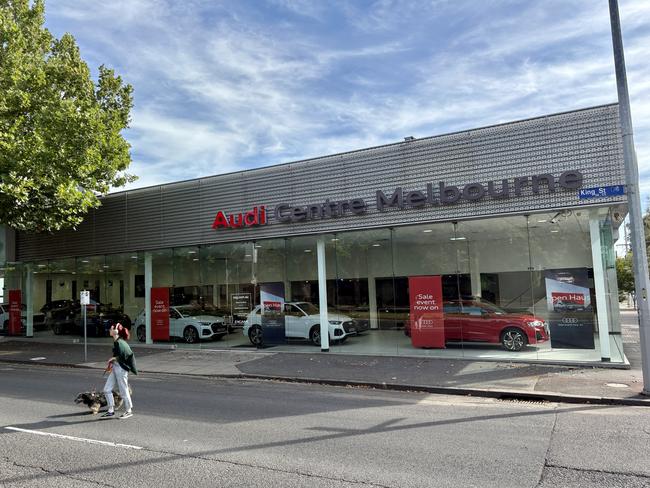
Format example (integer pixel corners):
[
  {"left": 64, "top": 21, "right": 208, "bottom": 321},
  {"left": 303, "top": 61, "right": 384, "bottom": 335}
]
[{"left": 3, "top": 203, "right": 627, "bottom": 364}]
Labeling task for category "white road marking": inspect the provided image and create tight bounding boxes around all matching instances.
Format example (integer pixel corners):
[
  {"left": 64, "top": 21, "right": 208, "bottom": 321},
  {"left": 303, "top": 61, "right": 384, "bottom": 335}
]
[{"left": 5, "top": 427, "right": 143, "bottom": 450}]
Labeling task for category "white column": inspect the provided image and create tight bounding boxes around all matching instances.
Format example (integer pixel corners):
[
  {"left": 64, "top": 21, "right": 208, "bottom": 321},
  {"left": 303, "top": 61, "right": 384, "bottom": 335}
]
[
  {"left": 145, "top": 252, "right": 153, "bottom": 344},
  {"left": 590, "top": 213, "right": 611, "bottom": 361},
  {"left": 469, "top": 243, "right": 481, "bottom": 298},
  {"left": 607, "top": 266, "right": 622, "bottom": 333},
  {"left": 368, "top": 273, "right": 378, "bottom": 329},
  {"left": 26, "top": 263, "right": 33, "bottom": 337},
  {"left": 317, "top": 237, "right": 329, "bottom": 351},
  {"left": 284, "top": 277, "right": 292, "bottom": 302},
  {"left": 283, "top": 246, "right": 291, "bottom": 302},
  {"left": 364, "top": 242, "right": 379, "bottom": 329},
  {"left": 223, "top": 258, "right": 229, "bottom": 308}
]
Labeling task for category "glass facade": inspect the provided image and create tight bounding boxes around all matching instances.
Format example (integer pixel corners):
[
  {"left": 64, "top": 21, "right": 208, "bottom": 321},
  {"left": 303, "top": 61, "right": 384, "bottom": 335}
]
[{"left": 0, "top": 207, "right": 626, "bottom": 364}]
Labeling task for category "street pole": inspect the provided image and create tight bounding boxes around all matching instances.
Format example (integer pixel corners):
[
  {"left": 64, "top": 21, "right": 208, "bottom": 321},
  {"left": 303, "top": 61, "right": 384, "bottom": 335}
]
[
  {"left": 83, "top": 303, "right": 87, "bottom": 363},
  {"left": 609, "top": 0, "right": 650, "bottom": 395}
]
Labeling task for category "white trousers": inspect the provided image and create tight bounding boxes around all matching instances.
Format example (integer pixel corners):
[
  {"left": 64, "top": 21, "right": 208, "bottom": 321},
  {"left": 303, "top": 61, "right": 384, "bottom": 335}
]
[{"left": 103, "top": 362, "right": 132, "bottom": 412}]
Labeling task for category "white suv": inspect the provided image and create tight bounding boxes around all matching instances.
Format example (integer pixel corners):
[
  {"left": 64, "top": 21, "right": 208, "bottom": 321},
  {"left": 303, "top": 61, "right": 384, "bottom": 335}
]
[
  {"left": 0, "top": 303, "right": 25, "bottom": 334},
  {"left": 243, "top": 301, "right": 357, "bottom": 346},
  {"left": 134, "top": 305, "right": 228, "bottom": 343}
]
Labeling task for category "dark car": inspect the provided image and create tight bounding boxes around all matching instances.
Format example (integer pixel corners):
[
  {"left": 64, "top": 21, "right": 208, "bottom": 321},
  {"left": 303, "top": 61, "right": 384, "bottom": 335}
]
[
  {"left": 41, "top": 299, "right": 76, "bottom": 315},
  {"left": 72, "top": 304, "right": 132, "bottom": 337},
  {"left": 404, "top": 299, "right": 549, "bottom": 351},
  {"left": 210, "top": 307, "right": 241, "bottom": 334},
  {"left": 42, "top": 300, "right": 78, "bottom": 334},
  {"left": 332, "top": 306, "right": 371, "bottom": 335},
  {"left": 45, "top": 301, "right": 79, "bottom": 335},
  {"left": 32, "top": 310, "right": 47, "bottom": 330},
  {"left": 46, "top": 301, "right": 131, "bottom": 337},
  {"left": 229, "top": 311, "right": 250, "bottom": 331}
]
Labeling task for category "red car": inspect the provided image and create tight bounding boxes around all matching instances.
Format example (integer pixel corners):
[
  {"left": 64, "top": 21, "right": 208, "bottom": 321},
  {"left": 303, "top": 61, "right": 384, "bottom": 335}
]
[{"left": 404, "top": 299, "right": 549, "bottom": 351}]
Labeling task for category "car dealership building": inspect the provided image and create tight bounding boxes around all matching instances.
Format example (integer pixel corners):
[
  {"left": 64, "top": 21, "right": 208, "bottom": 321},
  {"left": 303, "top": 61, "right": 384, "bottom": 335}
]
[{"left": 0, "top": 103, "right": 630, "bottom": 364}]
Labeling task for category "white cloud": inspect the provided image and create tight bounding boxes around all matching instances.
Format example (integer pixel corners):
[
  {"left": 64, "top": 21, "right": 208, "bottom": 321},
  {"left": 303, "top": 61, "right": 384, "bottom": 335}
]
[
  {"left": 266, "top": 0, "right": 327, "bottom": 20},
  {"left": 44, "top": 0, "right": 650, "bottom": 204},
  {"left": 50, "top": 0, "right": 165, "bottom": 24}
]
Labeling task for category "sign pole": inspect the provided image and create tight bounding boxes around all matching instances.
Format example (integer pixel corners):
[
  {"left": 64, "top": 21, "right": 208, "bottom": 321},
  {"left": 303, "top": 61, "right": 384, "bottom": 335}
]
[
  {"left": 80, "top": 290, "right": 90, "bottom": 363},
  {"left": 83, "top": 303, "right": 87, "bottom": 363},
  {"left": 609, "top": 0, "right": 650, "bottom": 394}
]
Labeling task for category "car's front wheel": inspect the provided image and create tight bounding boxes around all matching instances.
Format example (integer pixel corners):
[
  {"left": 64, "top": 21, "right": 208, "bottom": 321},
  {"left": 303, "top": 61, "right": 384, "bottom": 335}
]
[
  {"left": 248, "top": 325, "right": 262, "bottom": 347},
  {"left": 183, "top": 326, "right": 199, "bottom": 344},
  {"left": 52, "top": 323, "right": 64, "bottom": 335},
  {"left": 501, "top": 327, "right": 527, "bottom": 351},
  {"left": 137, "top": 325, "right": 146, "bottom": 342},
  {"left": 309, "top": 325, "right": 321, "bottom": 346}
]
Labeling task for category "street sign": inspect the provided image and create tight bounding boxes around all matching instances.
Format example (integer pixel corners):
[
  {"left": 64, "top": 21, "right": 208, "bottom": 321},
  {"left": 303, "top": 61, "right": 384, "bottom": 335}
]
[
  {"left": 80, "top": 290, "right": 90, "bottom": 362},
  {"left": 578, "top": 185, "right": 625, "bottom": 199}
]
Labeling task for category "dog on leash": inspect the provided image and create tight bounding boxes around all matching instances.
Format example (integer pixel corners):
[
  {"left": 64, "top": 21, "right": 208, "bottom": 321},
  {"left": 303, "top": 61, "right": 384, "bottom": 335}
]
[{"left": 74, "top": 386, "right": 133, "bottom": 415}]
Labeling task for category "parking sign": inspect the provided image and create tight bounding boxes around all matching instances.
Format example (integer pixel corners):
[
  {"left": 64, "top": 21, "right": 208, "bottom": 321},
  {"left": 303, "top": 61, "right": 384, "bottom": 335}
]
[{"left": 80, "top": 290, "right": 90, "bottom": 305}]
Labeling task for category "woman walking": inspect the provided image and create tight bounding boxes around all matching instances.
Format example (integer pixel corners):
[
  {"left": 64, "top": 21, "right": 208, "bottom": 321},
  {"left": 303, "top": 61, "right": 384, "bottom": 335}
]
[{"left": 102, "top": 323, "right": 137, "bottom": 419}]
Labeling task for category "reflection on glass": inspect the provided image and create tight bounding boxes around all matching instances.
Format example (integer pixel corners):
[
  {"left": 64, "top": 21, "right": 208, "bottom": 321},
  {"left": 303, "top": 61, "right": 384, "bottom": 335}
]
[{"left": 4, "top": 202, "right": 625, "bottom": 364}]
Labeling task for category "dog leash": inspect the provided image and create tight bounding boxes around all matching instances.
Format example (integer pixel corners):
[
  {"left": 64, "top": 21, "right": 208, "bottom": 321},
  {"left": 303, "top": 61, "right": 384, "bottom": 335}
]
[{"left": 102, "top": 359, "right": 113, "bottom": 377}]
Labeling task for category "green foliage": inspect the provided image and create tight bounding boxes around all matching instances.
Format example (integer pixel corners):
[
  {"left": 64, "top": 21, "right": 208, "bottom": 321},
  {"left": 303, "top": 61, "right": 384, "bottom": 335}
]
[
  {"left": 616, "top": 254, "right": 634, "bottom": 299},
  {"left": 0, "top": 0, "right": 135, "bottom": 232}
]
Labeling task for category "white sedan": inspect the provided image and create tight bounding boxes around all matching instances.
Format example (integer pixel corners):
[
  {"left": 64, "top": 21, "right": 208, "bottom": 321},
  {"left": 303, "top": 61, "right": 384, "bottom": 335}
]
[
  {"left": 134, "top": 305, "right": 228, "bottom": 343},
  {"left": 243, "top": 301, "right": 357, "bottom": 346}
]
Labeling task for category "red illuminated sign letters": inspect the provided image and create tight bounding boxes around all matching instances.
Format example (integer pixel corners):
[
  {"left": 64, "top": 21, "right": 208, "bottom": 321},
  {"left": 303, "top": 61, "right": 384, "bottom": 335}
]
[
  {"left": 552, "top": 292, "right": 585, "bottom": 305},
  {"left": 212, "top": 206, "right": 267, "bottom": 230}
]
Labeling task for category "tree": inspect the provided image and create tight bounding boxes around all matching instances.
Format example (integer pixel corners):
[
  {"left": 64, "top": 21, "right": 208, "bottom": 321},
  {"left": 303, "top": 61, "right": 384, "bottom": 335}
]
[
  {"left": 616, "top": 253, "right": 634, "bottom": 301},
  {"left": 0, "top": 0, "right": 135, "bottom": 232}
]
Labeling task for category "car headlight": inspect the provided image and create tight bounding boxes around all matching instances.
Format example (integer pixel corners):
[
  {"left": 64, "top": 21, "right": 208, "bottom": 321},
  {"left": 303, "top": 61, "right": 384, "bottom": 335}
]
[
  {"left": 200, "top": 321, "right": 211, "bottom": 326},
  {"left": 526, "top": 320, "right": 544, "bottom": 328},
  {"left": 329, "top": 320, "right": 342, "bottom": 325}
]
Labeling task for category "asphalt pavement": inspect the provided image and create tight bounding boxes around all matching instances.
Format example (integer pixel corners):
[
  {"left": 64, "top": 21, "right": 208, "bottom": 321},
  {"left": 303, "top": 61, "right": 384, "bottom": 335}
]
[
  {"left": 2, "top": 364, "right": 649, "bottom": 488},
  {"left": 0, "top": 310, "right": 647, "bottom": 407}
]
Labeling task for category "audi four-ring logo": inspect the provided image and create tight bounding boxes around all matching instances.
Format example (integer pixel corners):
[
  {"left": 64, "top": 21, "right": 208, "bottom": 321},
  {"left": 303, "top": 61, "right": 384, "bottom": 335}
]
[{"left": 561, "top": 318, "right": 579, "bottom": 324}]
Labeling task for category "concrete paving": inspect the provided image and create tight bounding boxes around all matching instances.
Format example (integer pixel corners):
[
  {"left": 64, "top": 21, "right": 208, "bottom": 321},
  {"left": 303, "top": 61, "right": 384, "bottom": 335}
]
[{"left": 0, "top": 310, "right": 647, "bottom": 406}]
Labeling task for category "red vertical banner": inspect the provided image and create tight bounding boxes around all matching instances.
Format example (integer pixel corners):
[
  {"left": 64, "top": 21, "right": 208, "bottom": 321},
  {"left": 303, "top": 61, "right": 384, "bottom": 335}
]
[
  {"left": 408, "top": 276, "right": 445, "bottom": 348},
  {"left": 8, "top": 290, "right": 22, "bottom": 336},
  {"left": 151, "top": 287, "right": 170, "bottom": 341}
]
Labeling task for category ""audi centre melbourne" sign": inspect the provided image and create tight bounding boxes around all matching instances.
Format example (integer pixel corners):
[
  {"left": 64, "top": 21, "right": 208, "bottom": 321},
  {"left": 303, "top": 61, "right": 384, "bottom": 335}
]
[{"left": 212, "top": 170, "right": 584, "bottom": 230}]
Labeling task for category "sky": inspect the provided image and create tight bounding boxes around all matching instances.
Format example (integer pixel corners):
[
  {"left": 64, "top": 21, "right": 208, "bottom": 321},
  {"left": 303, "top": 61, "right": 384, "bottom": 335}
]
[{"left": 44, "top": 0, "right": 650, "bottom": 204}]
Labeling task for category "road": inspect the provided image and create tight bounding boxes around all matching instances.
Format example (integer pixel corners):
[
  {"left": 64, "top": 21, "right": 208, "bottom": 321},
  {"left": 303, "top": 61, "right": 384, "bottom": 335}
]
[{"left": 0, "top": 364, "right": 649, "bottom": 488}]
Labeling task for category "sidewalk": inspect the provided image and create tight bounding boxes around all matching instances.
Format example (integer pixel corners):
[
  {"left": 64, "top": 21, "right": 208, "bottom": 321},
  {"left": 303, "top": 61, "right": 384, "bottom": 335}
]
[{"left": 0, "top": 312, "right": 647, "bottom": 407}]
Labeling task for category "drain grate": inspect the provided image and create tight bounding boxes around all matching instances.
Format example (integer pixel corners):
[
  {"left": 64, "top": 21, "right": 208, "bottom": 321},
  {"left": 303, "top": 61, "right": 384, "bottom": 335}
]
[{"left": 498, "top": 394, "right": 549, "bottom": 404}]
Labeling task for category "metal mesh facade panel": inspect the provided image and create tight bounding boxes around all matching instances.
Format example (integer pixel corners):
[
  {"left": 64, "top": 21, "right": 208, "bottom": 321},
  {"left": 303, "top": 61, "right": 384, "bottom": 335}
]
[
  {"left": 124, "top": 187, "right": 163, "bottom": 250},
  {"left": 93, "top": 195, "right": 126, "bottom": 255},
  {"left": 16, "top": 104, "right": 626, "bottom": 261}
]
